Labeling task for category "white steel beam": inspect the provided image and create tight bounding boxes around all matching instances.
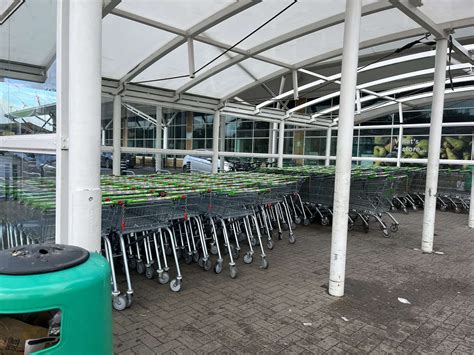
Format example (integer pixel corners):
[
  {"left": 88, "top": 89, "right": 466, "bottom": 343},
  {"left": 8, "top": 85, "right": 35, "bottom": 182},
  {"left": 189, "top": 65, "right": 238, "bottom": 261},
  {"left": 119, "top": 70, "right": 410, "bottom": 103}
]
[
  {"left": 118, "top": 0, "right": 259, "bottom": 85},
  {"left": 224, "top": 18, "right": 474, "bottom": 102},
  {"left": 313, "top": 69, "right": 473, "bottom": 119},
  {"left": 67, "top": 0, "right": 103, "bottom": 252},
  {"left": 112, "top": 95, "right": 122, "bottom": 176},
  {"left": 450, "top": 36, "right": 474, "bottom": 65},
  {"left": 389, "top": 0, "right": 447, "bottom": 39},
  {"left": 329, "top": 0, "right": 362, "bottom": 298},
  {"left": 122, "top": 102, "right": 157, "bottom": 126},
  {"left": 352, "top": 86, "right": 474, "bottom": 124},
  {"left": 174, "top": 1, "right": 392, "bottom": 95},
  {"left": 421, "top": 38, "right": 448, "bottom": 254},
  {"left": 0, "top": 134, "right": 56, "bottom": 154}
]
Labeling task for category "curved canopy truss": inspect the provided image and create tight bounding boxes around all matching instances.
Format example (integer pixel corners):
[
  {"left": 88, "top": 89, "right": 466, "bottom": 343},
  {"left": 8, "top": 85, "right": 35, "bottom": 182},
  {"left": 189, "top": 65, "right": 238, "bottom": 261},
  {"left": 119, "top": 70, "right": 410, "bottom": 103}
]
[{"left": 0, "top": 0, "right": 473, "bottom": 127}]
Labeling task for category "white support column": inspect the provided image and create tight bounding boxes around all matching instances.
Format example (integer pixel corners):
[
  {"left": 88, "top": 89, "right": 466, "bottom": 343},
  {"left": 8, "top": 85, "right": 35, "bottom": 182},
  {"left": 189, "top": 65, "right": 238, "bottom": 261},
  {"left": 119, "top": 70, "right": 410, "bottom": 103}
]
[
  {"left": 163, "top": 125, "right": 168, "bottom": 149},
  {"left": 469, "top": 134, "right": 474, "bottom": 228},
  {"left": 292, "top": 70, "right": 299, "bottom": 101},
  {"left": 162, "top": 124, "right": 168, "bottom": 168},
  {"left": 271, "top": 122, "right": 278, "bottom": 163},
  {"left": 211, "top": 110, "right": 220, "bottom": 174},
  {"left": 397, "top": 103, "right": 404, "bottom": 168},
  {"left": 55, "top": 0, "right": 70, "bottom": 244},
  {"left": 187, "top": 38, "right": 195, "bottom": 78},
  {"left": 267, "top": 124, "right": 274, "bottom": 162},
  {"left": 112, "top": 95, "right": 122, "bottom": 176},
  {"left": 421, "top": 38, "right": 448, "bottom": 253},
  {"left": 325, "top": 127, "right": 332, "bottom": 166},
  {"left": 328, "top": 0, "right": 362, "bottom": 297},
  {"left": 67, "top": 0, "right": 103, "bottom": 252},
  {"left": 219, "top": 114, "right": 226, "bottom": 171},
  {"left": 155, "top": 106, "right": 163, "bottom": 171},
  {"left": 277, "top": 120, "right": 285, "bottom": 168}
]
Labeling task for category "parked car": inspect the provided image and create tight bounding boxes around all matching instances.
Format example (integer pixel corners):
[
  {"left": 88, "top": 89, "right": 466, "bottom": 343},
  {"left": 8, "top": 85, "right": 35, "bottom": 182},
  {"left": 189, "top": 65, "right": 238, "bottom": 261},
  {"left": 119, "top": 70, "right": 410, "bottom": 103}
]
[
  {"left": 101, "top": 153, "right": 135, "bottom": 169},
  {"left": 183, "top": 150, "right": 230, "bottom": 173}
]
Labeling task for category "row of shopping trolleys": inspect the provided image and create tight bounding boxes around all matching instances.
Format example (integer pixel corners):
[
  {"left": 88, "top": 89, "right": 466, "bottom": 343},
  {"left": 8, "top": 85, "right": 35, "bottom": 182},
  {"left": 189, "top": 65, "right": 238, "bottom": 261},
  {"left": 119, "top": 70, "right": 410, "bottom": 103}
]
[{"left": 100, "top": 188, "right": 305, "bottom": 311}]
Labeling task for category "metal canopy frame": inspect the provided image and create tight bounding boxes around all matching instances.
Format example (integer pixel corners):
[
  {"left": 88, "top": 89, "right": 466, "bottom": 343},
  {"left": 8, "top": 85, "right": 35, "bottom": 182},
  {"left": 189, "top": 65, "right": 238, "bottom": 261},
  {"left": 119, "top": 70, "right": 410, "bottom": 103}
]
[{"left": 0, "top": 1, "right": 472, "bottom": 129}]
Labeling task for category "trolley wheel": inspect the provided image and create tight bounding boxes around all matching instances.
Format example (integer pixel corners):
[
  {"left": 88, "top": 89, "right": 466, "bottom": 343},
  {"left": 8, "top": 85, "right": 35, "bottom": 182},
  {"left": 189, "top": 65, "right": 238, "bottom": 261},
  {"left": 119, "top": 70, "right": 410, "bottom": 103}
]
[
  {"left": 390, "top": 224, "right": 399, "bottom": 233},
  {"left": 198, "top": 257, "right": 204, "bottom": 268},
  {"left": 455, "top": 207, "right": 462, "bottom": 214},
  {"left": 158, "top": 271, "right": 170, "bottom": 284},
  {"left": 238, "top": 232, "right": 247, "bottom": 242},
  {"left": 184, "top": 253, "right": 193, "bottom": 264},
  {"left": 214, "top": 262, "right": 223, "bottom": 274},
  {"left": 403, "top": 207, "right": 408, "bottom": 214},
  {"left": 348, "top": 223, "right": 354, "bottom": 231},
  {"left": 230, "top": 245, "right": 239, "bottom": 260},
  {"left": 412, "top": 206, "right": 417, "bottom": 211},
  {"left": 126, "top": 293, "right": 133, "bottom": 307},
  {"left": 170, "top": 279, "right": 182, "bottom": 292},
  {"left": 382, "top": 229, "right": 390, "bottom": 238},
  {"left": 278, "top": 232, "right": 283, "bottom": 240},
  {"left": 260, "top": 257, "right": 269, "bottom": 269},
  {"left": 282, "top": 223, "right": 289, "bottom": 231},
  {"left": 136, "top": 261, "right": 145, "bottom": 274},
  {"left": 288, "top": 233, "right": 295, "bottom": 244},
  {"left": 192, "top": 252, "right": 199, "bottom": 263},
  {"left": 113, "top": 295, "right": 127, "bottom": 311},
  {"left": 129, "top": 258, "right": 137, "bottom": 270},
  {"left": 440, "top": 205, "right": 447, "bottom": 212},
  {"left": 267, "top": 239, "right": 274, "bottom": 250},
  {"left": 243, "top": 253, "right": 253, "bottom": 264},
  {"left": 210, "top": 244, "right": 218, "bottom": 255},
  {"left": 145, "top": 266, "right": 155, "bottom": 279},
  {"left": 321, "top": 217, "right": 329, "bottom": 226},
  {"left": 176, "top": 248, "right": 182, "bottom": 260},
  {"left": 165, "top": 246, "right": 172, "bottom": 255},
  {"left": 203, "top": 258, "right": 212, "bottom": 271},
  {"left": 291, "top": 223, "right": 296, "bottom": 230},
  {"left": 294, "top": 217, "right": 302, "bottom": 225},
  {"left": 303, "top": 218, "right": 310, "bottom": 226},
  {"left": 363, "top": 224, "right": 370, "bottom": 233},
  {"left": 229, "top": 265, "right": 238, "bottom": 279},
  {"left": 250, "top": 237, "right": 257, "bottom": 247}
]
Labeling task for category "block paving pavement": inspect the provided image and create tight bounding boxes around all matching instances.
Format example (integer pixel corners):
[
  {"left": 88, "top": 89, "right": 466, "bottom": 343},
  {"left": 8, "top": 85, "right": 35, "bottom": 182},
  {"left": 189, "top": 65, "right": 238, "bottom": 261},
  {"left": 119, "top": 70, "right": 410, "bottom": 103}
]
[{"left": 114, "top": 211, "right": 474, "bottom": 354}]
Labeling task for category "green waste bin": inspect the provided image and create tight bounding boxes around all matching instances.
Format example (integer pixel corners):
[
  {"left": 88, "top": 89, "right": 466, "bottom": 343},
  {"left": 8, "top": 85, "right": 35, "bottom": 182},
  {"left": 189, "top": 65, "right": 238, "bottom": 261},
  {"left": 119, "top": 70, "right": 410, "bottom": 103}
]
[{"left": 0, "top": 244, "right": 112, "bottom": 354}]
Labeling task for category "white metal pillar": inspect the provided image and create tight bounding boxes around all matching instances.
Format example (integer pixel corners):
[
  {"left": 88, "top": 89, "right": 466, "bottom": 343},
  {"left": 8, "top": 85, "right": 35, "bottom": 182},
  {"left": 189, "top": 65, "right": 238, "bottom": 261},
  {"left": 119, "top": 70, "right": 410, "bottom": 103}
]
[
  {"left": 67, "top": 0, "right": 103, "bottom": 252},
  {"left": 212, "top": 110, "right": 220, "bottom": 174},
  {"left": 163, "top": 125, "right": 168, "bottom": 149},
  {"left": 277, "top": 121, "right": 285, "bottom": 168},
  {"left": 55, "top": 0, "right": 70, "bottom": 244},
  {"left": 112, "top": 95, "right": 122, "bottom": 176},
  {"left": 162, "top": 124, "right": 168, "bottom": 168},
  {"left": 272, "top": 122, "right": 278, "bottom": 163},
  {"left": 397, "top": 103, "right": 404, "bottom": 168},
  {"left": 325, "top": 127, "right": 332, "bottom": 166},
  {"left": 469, "top": 134, "right": 474, "bottom": 228},
  {"left": 155, "top": 106, "right": 163, "bottom": 171},
  {"left": 421, "top": 38, "right": 448, "bottom": 253},
  {"left": 328, "top": 0, "right": 362, "bottom": 297},
  {"left": 219, "top": 115, "right": 226, "bottom": 171}
]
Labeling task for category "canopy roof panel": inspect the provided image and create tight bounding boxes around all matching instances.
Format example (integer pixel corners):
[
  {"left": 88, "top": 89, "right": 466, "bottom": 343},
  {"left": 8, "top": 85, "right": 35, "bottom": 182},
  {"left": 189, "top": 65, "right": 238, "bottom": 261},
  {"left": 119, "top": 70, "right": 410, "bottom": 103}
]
[
  {"left": 0, "top": 0, "right": 473, "bottom": 127},
  {"left": 116, "top": 0, "right": 235, "bottom": 31}
]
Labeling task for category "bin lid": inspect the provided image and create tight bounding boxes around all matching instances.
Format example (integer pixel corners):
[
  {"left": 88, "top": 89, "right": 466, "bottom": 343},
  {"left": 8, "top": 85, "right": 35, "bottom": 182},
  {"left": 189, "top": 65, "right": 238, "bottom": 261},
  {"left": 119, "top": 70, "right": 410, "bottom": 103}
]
[{"left": 0, "top": 244, "right": 89, "bottom": 275}]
